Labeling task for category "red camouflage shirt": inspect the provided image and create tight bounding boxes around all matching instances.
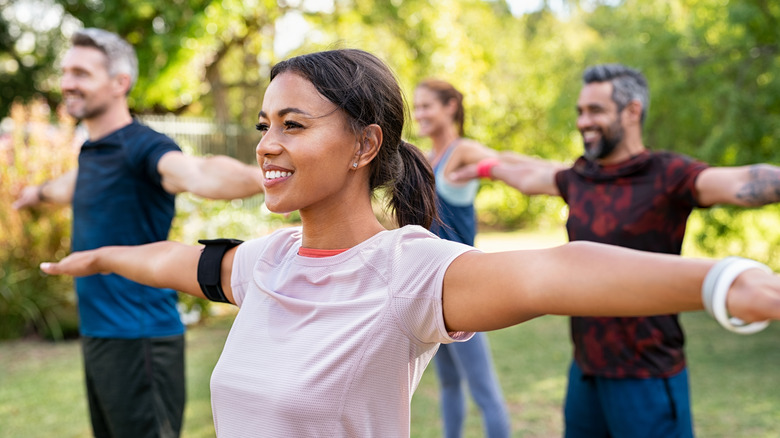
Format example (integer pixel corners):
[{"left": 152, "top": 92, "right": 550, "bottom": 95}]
[{"left": 555, "top": 150, "right": 708, "bottom": 378}]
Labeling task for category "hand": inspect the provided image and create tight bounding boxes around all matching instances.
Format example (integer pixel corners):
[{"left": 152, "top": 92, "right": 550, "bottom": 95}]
[
  {"left": 448, "top": 163, "right": 480, "bottom": 183},
  {"left": 12, "top": 186, "right": 41, "bottom": 210},
  {"left": 727, "top": 268, "right": 780, "bottom": 323},
  {"left": 40, "top": 250, "right": 106, "bottom": 277}
]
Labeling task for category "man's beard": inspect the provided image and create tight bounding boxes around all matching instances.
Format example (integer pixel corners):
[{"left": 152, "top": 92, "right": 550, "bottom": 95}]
[
  {"left": 583, "top": 122, "right": 623, "bottom": 161},
  {"left": 65, "top": 94, "right": 110, "bottom": 121}
]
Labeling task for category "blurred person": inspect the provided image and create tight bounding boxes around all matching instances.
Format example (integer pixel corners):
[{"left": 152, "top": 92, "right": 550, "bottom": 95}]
[
  {"left": 452, "top": 63, "right": 780, "bottom": 438},
  {"left": 13, "top": 28, "right": 263, "bottom": 438},
  {"left": 414, "top": 79, "right": 510, "bottom": 438},
  {"left": 38, "top": 49, "right": 780, "bottom": 438}
]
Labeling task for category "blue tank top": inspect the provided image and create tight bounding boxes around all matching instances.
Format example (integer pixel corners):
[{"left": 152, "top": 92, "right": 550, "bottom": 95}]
[
  {"left": 72, "top": 120, "right": 184, "bottom": 338},
  {"left": 429, "top": 143, "right": 479, "bottom": 245}
]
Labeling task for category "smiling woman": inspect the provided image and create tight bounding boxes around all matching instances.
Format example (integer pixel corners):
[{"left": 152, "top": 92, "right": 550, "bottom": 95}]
[{"left": 39, "top": 48, "right": 780, "bottom": 437}]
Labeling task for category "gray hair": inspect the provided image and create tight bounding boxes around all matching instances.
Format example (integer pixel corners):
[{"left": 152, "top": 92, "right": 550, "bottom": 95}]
[
  {"left": 583, "top": 64, "right": 649, "bottom": 125},
  {"left": 71, "top": 28, "right": 138, "bottom": 94}
]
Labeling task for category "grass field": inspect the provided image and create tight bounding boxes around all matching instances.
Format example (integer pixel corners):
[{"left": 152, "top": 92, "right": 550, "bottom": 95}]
[{"left": 1, "top": 229, "right": 778, "bottom": 437}]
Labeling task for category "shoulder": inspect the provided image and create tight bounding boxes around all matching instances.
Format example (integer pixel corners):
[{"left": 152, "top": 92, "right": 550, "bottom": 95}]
[
  {"left": 454, "top": 138, "right": 486, "bottom": 151},
  {"left": 390, "top": 226, "right": 476, "bottom": 266},
  {"left": 650, "top": 150, "right": 709, "bottom": 173},
  {"left": 126, "top": 120, "right": 179, "bottom": 149},
  {"left": 451, "top": 138, "right": 491, "bottom": 159},
  {"left": 237, "top": 227, "right": 302, "bottom": 261}
]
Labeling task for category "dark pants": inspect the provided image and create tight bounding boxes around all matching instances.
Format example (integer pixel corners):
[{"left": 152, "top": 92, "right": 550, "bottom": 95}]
[
  {"left": 564, "top": 361, "right": 693, "bottom": 438},
  {"left": 82, "top": 335, "right": 186, "bottom": 438}
]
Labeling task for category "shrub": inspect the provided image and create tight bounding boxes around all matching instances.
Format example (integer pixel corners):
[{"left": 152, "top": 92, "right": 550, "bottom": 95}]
[{"left": 1, "top": 98, "right": 80, "bottom": 340}]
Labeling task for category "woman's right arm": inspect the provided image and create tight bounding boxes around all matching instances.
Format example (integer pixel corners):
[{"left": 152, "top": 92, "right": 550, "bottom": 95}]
[{"left": 40, "top": 241, "right": 238, "bottom": 304}]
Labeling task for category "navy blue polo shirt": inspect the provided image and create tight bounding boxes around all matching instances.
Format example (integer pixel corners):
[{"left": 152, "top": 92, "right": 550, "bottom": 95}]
[{"left": 72, "top": 119, "right": 184, "bottom": 338}]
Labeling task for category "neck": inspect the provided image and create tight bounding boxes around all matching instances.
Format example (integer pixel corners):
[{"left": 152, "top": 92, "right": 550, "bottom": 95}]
[
  {"left": 298, "top": 182, "right": 386, "bottom": 250},
  {"left": 299, "top": 209, "right": 386, "bottom": 250},
  {"left": 428, "top": 125, "right": 460, "bottom": 163},
  {"left": 83, "top": 103, "right": 133, "bottom": 141},
  {"left": 597, "top": 132, "right": 645, "bottom": 166}
]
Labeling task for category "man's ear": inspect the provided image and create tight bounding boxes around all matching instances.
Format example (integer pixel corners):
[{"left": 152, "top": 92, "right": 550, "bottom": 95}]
[
  {"left": 624, "top": 100, "right": 643, "bottom": 125},
  {"left": 112, "top": 73, "right": 132, "bottom": 97},
  {"left": 352, "top": 124, "right": 383, "bottom": 170}
]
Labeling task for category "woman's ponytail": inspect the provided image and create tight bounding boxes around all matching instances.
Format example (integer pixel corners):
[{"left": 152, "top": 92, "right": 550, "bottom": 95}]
[{"left": 389, "top": 141, "right": 439, "bottom": 229}]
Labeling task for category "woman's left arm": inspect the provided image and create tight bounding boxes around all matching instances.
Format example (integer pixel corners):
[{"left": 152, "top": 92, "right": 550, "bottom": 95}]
[{"left": 441, "top": 241, "right": 780, "bottom": 332}]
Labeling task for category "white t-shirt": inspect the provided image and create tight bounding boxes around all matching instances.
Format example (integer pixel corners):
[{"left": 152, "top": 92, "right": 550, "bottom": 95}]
[{"left": 210, "top": 225, "right": 475, "bottom": 437}]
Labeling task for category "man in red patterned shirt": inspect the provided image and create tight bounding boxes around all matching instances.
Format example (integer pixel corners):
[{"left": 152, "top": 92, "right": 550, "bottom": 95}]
[{"left": 452, "top": 64, "right": 780, "bottom": 438}]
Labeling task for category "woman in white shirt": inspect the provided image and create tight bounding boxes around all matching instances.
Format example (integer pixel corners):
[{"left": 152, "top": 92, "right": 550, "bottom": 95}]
[{"left": 42, "top": 49, "right": 780, "bottom": 437}]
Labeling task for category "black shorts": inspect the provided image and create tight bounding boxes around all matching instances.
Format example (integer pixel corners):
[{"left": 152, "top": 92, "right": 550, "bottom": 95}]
[{"left": 81, "top": 335, "right": 186, "bottom": 438}]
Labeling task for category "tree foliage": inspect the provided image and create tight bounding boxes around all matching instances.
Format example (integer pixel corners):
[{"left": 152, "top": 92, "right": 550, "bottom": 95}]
[{"left": 2, "top": 0, "right": 780, "bottom": 339}]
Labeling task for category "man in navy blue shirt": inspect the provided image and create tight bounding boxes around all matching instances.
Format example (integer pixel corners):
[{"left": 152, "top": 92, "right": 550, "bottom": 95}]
[{"left": 14, "top": 28, "right": 263, "bottom": 438}]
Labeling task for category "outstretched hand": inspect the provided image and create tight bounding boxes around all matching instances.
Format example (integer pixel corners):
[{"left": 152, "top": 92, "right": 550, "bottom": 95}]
[
  {"left": 726, "top": 267, "right": 780, "bottom": 326},
  {"left": 40, "top": 250, "right": 105, "bottom": 277},
  {"left": 448, "top": 163, "right": 480, "bottom": 183},
  {"left": 12, "top": 186, "right": 41, "bottom": 210}
]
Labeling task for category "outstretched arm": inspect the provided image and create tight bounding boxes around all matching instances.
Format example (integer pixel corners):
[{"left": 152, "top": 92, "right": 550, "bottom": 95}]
[
  {"left": 40, "top": 242, "right": 238, "bottom": 304},
  {"left": 158, "top": 151, "right": 264, "bottom": 199},
  {"left": 449, "top": 150, "right": 567, "bottom": 196},
  {"left": 696, "top": 164, "right": 780, "bottom": 207},
  {"left": 13, "top": 169, "right": 78, "bottom": 209},
  {"left": 441, "top": 241, "right": 780, "bottom": 333}
]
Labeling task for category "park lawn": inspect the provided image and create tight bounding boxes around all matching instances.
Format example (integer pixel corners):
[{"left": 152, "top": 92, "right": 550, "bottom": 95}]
[
  {"left": 2, "top": 309, "right": 779, "bottom": 437},
  {"left": 1, "top": 230, "right": 778, "bottom": 437}
]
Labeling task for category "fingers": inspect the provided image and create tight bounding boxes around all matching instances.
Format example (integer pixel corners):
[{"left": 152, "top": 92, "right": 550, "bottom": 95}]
[
  {"left": 12, "top": 187, "right": 39, "bottom": 210},
  {"left": 38, "top": 252, "right": 98, "bottom": 277},
  {"left": 40, "top": 262, "right": 64, "bottom": 275},
  {"left": 727, "top": 268, "right": 780, "bottom": 324}
]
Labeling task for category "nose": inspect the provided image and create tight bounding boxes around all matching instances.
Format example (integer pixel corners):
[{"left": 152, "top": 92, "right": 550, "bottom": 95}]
[
  {"left": 61, "top": 73, "right": 75, "bottom": 92},
  {"left": 255, "top": 129, "right": 283, "bottom": 163}
]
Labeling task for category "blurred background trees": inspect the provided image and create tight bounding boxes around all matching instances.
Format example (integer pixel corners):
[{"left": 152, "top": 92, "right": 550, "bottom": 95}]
[{"left": 2, "top": 0, "right": 779, "bottom": 338}]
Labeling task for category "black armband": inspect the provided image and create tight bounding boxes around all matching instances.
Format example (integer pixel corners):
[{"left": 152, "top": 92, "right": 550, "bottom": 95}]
[{"left": 197, "top": 238, "right": 244, "bottom": 303}]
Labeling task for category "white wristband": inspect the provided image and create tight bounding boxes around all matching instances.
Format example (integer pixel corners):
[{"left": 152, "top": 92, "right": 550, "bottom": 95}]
[{"left": 702, "top": 257, "right": 771, "bottom": 335}]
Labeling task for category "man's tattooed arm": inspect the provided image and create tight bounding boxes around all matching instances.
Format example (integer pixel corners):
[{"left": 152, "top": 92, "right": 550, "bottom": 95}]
[{"left": 735, "top": 164, "right": 780, "bottom": 206}]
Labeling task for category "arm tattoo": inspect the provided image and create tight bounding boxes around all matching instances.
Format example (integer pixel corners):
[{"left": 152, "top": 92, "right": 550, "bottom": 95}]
[{"left": 735, "top": 164, "right": 780, "bottom": 206}]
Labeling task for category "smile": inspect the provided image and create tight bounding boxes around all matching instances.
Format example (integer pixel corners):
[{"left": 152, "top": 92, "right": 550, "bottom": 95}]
[
  {"left": 265, "top": 170, "right": 292, "bottom": 180},
  {"left": 582, "top": 130, "right": 600, "bottom": 142}
]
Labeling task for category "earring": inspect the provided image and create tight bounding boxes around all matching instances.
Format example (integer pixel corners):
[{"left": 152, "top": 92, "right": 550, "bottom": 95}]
[{"left": 352, "top": 162, "right": 358, "bottom": 168}]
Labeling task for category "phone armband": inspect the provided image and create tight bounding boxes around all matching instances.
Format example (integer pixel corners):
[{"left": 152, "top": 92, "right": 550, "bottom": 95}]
[{"left": 197, "top": 238, "right": 243, "bottom": 303}]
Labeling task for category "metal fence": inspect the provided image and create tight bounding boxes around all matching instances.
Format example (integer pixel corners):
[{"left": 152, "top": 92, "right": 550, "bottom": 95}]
[
  {"left": 139, "top": 115, "right": 264, "bottom": 209},
  {"left": 139, "top": 115, "right": 258, "bottom": 165}
]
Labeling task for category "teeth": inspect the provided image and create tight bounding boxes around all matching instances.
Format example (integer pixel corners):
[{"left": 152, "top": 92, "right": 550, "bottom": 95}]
[
  {"left": 582, "top": 131, "right": 599, "bottom": 141},
  {"left": 265, "top": 170, "right": 292, "bottom": 180}
]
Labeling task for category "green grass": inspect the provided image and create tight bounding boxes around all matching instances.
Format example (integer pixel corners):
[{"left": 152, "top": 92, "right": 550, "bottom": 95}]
[
  {"left": 2, "top": 313, "right": 778, "bottom": 437},
  {"left": 1, "top": 230, "right": 779, "bottom": 437}
]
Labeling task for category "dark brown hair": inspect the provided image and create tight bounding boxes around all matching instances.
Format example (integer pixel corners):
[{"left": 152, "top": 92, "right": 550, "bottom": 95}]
[
  {"left": 416, "top": 79, "right": 465, "bottom": 137},
  {"left": 270, "top": 49, "right": 438, "bottom": 229}
]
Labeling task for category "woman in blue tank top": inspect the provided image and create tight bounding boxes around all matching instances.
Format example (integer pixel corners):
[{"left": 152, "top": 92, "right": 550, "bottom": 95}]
[{"left": 414, "top": 79, "right": 511, "bottom": 438}]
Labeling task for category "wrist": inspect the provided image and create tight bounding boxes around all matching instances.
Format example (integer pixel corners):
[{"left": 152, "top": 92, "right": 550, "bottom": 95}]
[
  {"left": 701, "top": 256, "right": 771, "bottom": 334},
  {"left": 477, "top": 158, "right": 500, "bottom": 179},
  {"left": 37, "top": 181, "right": 50, "bottom": 203}
]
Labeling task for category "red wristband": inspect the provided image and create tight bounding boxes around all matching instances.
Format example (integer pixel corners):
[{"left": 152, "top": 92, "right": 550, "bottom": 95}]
[{"left": 476, "top": 158, "right": 499, "bottom": 179}]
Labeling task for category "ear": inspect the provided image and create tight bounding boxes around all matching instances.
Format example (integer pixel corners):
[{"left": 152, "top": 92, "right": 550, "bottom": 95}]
[
  {"left": 623, "top": 100, "right": 643, "bottom": 125},
  {"left": 351, "top": 124, "right": 382, "bottom": 170},
  {"left": 112, "top": 73, "right": 132, "bottom": 97},
  {"left": 445, "top": 97, "right": 459, "bottom": 118}
]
